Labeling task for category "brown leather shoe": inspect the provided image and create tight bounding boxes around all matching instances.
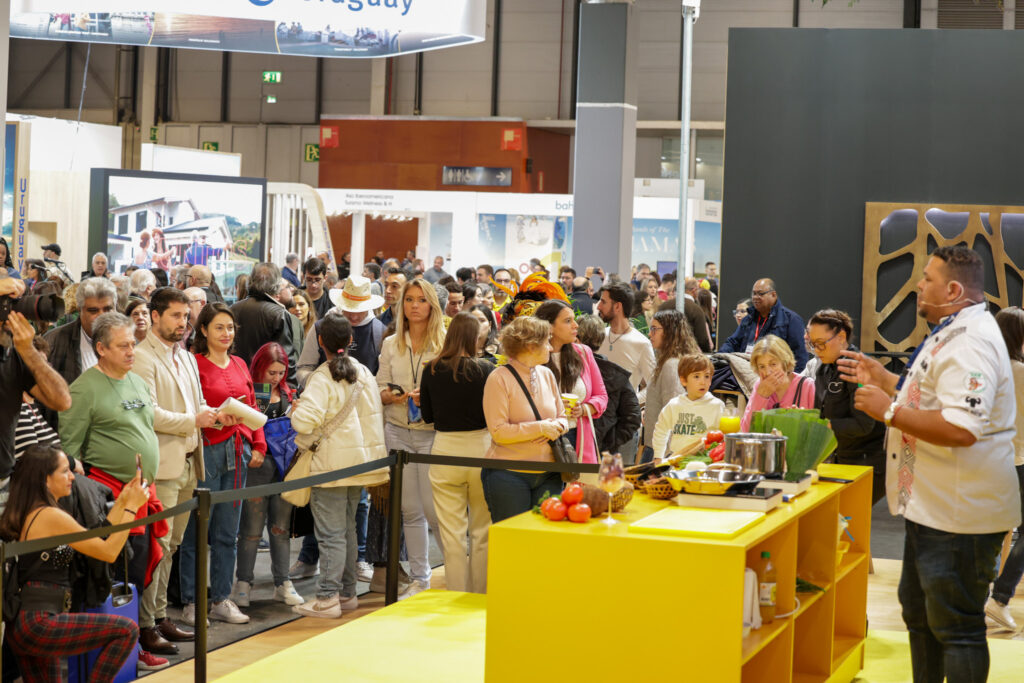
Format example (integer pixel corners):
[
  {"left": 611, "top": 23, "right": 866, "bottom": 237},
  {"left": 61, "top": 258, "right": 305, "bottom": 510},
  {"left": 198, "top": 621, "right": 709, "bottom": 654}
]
[
  {"left": 139, "top": 626, "right": 178, "bottom": 655},
  {"left": 157, "top": 617, "right": 195, "bottom": 642}
]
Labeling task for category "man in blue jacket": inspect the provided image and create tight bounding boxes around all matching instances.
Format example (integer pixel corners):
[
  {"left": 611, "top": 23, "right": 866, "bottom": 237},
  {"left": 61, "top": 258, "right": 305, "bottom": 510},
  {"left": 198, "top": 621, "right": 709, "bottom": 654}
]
[{"left": 719, "top": 278, "right": 808, "bottom": 371}]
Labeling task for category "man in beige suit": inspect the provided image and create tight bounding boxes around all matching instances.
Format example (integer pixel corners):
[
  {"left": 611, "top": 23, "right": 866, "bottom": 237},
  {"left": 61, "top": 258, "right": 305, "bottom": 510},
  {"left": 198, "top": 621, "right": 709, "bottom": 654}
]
[{"left": 133, "top": 287, "right": 224, "bottom": 654}]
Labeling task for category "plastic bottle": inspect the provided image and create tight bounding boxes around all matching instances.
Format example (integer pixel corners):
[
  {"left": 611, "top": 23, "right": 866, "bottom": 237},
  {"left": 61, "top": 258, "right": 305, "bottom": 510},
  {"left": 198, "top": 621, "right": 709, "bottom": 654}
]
[{"left": 758, "top": 551, "right": 776, "bottom": 624}]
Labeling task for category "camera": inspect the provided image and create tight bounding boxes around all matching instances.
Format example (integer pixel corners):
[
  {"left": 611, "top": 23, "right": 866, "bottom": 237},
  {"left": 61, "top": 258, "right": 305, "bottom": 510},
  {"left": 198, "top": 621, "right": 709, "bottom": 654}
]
[{"left": 0, "top": 292, "right": 65, "bottom": 323}]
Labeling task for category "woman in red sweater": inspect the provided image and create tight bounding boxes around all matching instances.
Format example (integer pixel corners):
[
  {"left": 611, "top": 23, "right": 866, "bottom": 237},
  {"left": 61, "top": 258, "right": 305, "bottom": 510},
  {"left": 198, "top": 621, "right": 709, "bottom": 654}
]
[{"left": 179, "top": 303, "right": 267, "bottom": 627}]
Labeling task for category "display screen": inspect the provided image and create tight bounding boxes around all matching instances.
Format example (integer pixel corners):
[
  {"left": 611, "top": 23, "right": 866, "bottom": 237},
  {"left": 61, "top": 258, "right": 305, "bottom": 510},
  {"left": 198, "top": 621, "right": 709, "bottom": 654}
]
[
  {"left": 89, "top": 169, "right": 266, "bottom": 292},
  {"left": 10, "top": 1, "right": 486, "bottom": 58}
]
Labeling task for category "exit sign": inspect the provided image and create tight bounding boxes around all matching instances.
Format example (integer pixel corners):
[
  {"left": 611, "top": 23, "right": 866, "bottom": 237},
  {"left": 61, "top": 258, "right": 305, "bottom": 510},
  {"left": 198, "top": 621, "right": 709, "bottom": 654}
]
[
  {"left": 262, "top": 71, "right": 282, "bottom": 84},
  {"left": 304, "top": 143, "right": 320, "bottom": 162},
  {"left": 201, "top": 141, "right": 219, "bottom": 151}
]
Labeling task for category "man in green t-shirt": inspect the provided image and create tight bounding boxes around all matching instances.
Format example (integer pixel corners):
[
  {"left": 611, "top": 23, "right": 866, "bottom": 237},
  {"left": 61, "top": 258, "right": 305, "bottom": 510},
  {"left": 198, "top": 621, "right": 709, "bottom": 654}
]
[{"left": 60, "top": 313, "right": 159, "bottom": 482}]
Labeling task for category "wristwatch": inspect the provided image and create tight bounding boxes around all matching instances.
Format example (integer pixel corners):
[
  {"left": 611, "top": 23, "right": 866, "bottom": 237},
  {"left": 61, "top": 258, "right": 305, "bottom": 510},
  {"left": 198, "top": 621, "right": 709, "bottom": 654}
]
[{"left": 883, "top": 401, "right": 901, "bottom": 427}]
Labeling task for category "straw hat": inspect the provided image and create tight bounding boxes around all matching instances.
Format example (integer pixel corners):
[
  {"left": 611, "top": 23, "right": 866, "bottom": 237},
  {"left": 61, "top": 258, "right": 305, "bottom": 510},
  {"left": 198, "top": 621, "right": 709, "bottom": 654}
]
[{"left": 329, "top": 274, "right": 384, "bottom": 313}]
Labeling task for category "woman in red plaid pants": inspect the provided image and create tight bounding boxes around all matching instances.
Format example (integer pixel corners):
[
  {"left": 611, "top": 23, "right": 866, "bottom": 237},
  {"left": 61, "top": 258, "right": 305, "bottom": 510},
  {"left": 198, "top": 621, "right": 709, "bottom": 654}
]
[{"left": 0, "top": 445, "right": 150, "bottom": 681}]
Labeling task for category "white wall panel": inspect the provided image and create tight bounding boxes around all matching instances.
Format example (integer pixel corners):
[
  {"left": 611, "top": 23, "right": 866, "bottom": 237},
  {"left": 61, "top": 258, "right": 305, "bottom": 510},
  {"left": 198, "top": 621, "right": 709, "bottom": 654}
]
[{"left": 173, "top": 50, "right": 222, "bottom": 122}]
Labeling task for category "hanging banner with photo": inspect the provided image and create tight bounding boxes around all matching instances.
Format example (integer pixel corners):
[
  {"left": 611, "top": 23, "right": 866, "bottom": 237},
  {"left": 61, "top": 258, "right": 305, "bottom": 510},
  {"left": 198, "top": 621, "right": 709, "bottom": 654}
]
[{"left": 11, "top": 1, "right": 486, "bottom": 58}]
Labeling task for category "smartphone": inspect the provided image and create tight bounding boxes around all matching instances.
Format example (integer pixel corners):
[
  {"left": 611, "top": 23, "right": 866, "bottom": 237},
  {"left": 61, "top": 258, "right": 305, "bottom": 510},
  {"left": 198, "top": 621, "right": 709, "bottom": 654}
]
[
  {"left": 135, "top": 453, "right": 142, "bottom": 474},
  {"left": 387, "top": 383, "right": 405, "bottom": 396}
]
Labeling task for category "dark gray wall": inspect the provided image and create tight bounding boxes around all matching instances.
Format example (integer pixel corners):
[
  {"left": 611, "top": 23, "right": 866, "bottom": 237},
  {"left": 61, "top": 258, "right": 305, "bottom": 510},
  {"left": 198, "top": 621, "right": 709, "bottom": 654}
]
[{"left": 721, "top": 28, "right": 1024, "bottom": 349}]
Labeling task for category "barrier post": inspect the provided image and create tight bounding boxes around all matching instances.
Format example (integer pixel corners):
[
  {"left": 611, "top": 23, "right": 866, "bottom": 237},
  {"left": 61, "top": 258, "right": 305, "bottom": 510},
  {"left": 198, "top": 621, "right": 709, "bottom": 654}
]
[
  {"left": 385, "top": 450, "right": 406, "bottom": 606},
  {"left": 194, "top": 488, "right": 211, "bottom": 683}
]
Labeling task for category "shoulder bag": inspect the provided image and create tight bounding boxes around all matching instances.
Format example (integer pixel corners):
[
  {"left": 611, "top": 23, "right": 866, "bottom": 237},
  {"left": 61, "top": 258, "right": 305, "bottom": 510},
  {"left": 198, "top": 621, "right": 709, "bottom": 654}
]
[
  {"left": 506, "top": 366, "right": 579, "bottom": 483},
  {"left": 282, "top": 374, "right": 366, "bottom": 506}
]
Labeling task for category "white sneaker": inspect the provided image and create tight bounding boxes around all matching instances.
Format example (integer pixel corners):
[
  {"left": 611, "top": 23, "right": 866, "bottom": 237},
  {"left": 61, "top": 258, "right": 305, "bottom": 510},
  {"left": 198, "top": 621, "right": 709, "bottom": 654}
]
[
  {"left": 274, "top": 580, "right": 305, "bottom": 606},
  {"left": 293, "top": 595, "right": 342, "bottom": 619},
  {"left": 985, "top": 597, "right": 1018, "bottom": 631},
  {"left": 230, "top": 580, "right": 251, "bottom": 608},
  {"left": 210, "top": 599, "right": 250, "bottom": 624},
  {"left": 181, "top": 603, "right": 209, "bottom": 627},
  {"left": 289, "top": 559, "right": 319, "bottom": 579},
  {"left": 357, "top": 561, "right": 374, "bottom": 583},
  {"left": 338, "top": 594, "right": 359, "bottom": 611},
  {"left": 398, "top": 580, "right": 429, "bottom": 601}
]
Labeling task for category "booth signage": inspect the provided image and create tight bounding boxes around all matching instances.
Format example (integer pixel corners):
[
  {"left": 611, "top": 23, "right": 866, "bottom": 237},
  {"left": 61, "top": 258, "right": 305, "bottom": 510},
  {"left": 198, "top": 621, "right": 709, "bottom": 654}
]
[
  {"left": 442, "top": 166, "right": 512, "bottom": 187},
  {"left": 11, "top": 1, "right": 487, "bottom": 59},
  {"left": 201, "top": 141, "right": 219, "bottom": 151},
  {"left": 304, "top": 143, "right": 320, "bottom": 162}
]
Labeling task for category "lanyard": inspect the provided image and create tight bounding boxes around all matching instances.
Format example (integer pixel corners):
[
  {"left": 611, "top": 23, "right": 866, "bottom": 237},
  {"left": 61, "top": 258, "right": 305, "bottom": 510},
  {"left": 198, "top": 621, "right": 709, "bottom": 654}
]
[
  {"left": 408, "top": 347, "right": 425, "bottom": 388},
  {"left": 895, "top": 311, "right": 960, "bottom": 391},
  {"left": 754, "top": 314, "right": 768, "bottom": 341}
]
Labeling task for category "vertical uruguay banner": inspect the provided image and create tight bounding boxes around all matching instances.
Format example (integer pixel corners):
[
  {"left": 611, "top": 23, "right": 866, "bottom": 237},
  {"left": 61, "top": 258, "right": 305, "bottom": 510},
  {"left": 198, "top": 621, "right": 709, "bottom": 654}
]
[{"left": 11, "top": 1, "right": 486, "bottom": 57}]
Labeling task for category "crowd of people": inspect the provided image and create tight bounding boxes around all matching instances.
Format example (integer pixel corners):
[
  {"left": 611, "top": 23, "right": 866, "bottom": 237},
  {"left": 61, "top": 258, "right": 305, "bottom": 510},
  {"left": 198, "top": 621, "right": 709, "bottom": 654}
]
[{"left": 0, "top": 236, "right": 1021, "bottom": 682}]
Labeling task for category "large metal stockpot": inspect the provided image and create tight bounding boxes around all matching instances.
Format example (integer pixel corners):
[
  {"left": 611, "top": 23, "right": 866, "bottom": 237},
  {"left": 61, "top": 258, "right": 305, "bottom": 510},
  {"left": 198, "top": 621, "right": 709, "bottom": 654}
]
[{"left": 723, "top": 433, "right": 787, "bottom": 475}]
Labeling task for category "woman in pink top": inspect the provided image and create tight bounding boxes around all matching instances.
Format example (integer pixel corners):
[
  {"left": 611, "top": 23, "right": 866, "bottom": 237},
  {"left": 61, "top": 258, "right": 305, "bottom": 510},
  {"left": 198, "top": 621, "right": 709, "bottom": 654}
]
[
  {"left": 482, "top": 317, "right": 569, "bottom": 522},
  {"left": 741, "top": 334, "right": 816, "bottom": 432},
  {"left": 534, "top": 300, "right": 608, "bottom": 464}
]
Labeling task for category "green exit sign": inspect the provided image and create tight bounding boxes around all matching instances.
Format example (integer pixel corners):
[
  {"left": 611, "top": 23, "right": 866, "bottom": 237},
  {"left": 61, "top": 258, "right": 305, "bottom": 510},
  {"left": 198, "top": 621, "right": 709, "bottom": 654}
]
[
  {"left": 262, "top": 71, "right": 282, "bottom": 84},
  {"left": 304, "top": 143, "right": 320, "bottom": 162},
  {"left": 201, "top": 141, "right": 219, "bottom": 151}
]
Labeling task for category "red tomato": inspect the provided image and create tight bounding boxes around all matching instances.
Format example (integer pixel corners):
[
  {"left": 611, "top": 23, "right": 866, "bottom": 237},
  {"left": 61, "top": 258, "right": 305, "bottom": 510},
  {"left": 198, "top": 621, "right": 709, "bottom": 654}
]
[
  {"left": 709, "top": 444, "right": 726, "bottom": 463},
  {"left": 545, "top": 499, "right": 568, "bottom": 522},
  {"left": 567, "top": 503, "right": 592, "bottom": 523},
  {"left": 540, "top": 496, "right": 561, "bottom": 518},
  {"left": 561, "top": 483, "right": 584, "bottom": 507},
  {"left": 704, "top": 430, "right": 725, "bottom": 446}
]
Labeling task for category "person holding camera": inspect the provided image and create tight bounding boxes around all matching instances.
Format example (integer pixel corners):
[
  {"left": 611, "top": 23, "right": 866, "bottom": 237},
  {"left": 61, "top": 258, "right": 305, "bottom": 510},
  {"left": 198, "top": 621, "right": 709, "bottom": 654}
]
[{"left": 1, "top": 276, "right": 72, "bottom": 512}]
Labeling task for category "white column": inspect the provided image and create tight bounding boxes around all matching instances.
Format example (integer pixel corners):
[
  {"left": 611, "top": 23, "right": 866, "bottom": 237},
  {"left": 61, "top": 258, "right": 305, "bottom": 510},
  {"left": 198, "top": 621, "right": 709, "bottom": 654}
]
[
  {"left": 351, "top": 212, "right": 366, "bottom": 275},
  {"left": 369, "top": 58, "right": 388, "bottom": 115}
]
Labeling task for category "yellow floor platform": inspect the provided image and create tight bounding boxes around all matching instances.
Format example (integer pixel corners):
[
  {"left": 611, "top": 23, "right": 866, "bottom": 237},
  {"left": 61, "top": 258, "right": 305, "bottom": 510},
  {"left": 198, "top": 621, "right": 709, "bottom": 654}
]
[
  {"left": 215, "top": 591, "right": 486, "bottom": 682},
  {"left": 858, "top": 630, "right": 1024, "bottom": 683}
]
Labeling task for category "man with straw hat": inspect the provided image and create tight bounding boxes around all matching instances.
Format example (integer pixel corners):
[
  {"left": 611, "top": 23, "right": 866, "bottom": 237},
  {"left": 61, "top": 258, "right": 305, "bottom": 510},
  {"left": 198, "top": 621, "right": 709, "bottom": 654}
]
[{"left": 297, "top": 275, "right": 385, "bottom": 388}]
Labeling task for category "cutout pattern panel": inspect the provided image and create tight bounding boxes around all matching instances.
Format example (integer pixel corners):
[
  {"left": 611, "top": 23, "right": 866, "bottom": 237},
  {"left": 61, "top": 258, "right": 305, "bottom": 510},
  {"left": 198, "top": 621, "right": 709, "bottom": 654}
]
[{"left": 862, "top": 202, "right": 1024, "bottom": 352}]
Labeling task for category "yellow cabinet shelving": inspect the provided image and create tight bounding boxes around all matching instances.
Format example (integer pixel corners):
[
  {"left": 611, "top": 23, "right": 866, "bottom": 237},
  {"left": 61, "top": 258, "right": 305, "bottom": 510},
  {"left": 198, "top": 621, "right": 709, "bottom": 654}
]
[{"left": 485, "top": 464, "right": 872, "bottom": 683}]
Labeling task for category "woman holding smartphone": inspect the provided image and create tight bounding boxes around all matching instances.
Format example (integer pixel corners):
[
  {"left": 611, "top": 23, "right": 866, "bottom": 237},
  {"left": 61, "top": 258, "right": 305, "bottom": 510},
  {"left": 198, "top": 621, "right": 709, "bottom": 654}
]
[{"left": 376, "top": 278, "right": 446, "bottom": 599}]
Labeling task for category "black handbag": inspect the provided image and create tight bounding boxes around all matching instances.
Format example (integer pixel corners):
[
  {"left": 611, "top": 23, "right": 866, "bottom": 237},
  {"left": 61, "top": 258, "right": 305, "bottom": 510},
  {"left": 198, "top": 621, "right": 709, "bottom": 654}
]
[{"left": 506, "top": 366, "right": 579, "bottom": 483}]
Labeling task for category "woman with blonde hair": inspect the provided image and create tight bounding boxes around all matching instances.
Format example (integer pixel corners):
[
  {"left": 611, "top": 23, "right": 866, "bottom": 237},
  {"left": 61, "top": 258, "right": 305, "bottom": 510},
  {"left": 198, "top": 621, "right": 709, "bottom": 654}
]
[
  {"left": 482, "top": 316, "right": 568, "bottom": 522},
  {"left": 291, "top": 286, "right": 317, "bottom": 336},
  {"left": 376, "top": 277, "right": 446, "bottom": 598},
  {"left": 741, "top": 334, "right": 815, "bottom": 432}
]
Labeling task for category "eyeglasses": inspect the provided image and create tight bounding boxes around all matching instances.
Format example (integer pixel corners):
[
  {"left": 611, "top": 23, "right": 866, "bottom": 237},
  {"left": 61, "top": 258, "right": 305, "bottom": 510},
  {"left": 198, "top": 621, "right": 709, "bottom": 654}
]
[
  {"left": 751, "top": 289, "right": 775, "bottom": 298},
  {"left": 189, "top": 299, "right": 206, "bottom": 305},
  {"left": 494, "top": 278, "right": 512, "bottom": 285},
  {"left": 805, "top": 330, "right": 839, "bottom": 352},
  {"left": 732, "top": 309, "right": 746, "bottom": 317},
  {"left": 649, "top": 325, "right": 663, "bottom": 334},
  {"left": 305, "top": 276, "right": 325, "bottom": 284},
  {"left": 121, "top": 399, "right": 146, "bottom": 411}
]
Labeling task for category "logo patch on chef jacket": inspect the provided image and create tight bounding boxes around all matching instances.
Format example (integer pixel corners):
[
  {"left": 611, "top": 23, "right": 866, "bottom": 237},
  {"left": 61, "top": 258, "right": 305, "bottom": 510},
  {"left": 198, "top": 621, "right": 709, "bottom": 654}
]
[
  {"left": 964, "top": 395, "right": 982, "bottom": 409},
  {"left": 964, "top": 372, "right": 985, "bottom": 393}
]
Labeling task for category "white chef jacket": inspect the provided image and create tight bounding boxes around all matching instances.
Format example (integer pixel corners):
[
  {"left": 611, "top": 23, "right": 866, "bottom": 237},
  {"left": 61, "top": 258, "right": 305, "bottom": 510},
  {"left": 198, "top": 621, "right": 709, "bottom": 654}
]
[{"left": 886, "top": 303, "right": 1021, "bottom": 534}]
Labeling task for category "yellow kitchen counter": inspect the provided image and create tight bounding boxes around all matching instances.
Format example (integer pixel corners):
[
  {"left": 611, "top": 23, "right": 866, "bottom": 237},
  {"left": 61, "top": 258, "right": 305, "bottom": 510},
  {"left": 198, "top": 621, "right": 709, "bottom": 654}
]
[{"left": 485, "top": 464, "right": 873, "bottom": 683}]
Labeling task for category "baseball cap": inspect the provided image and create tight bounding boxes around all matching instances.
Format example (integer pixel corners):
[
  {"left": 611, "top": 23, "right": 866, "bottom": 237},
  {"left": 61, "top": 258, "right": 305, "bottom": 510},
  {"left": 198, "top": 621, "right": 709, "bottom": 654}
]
[{"left": 42, "top": 243, "right": 61, "bottom": 257}]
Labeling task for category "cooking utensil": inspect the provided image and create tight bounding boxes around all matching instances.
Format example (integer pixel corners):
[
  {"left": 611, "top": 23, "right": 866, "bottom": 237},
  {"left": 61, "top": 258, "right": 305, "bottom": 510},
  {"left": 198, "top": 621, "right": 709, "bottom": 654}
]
[
  {"left": 724, "top": 433, "right": 787, "bottom": 475},
  {"left": 665, "top": 463, "right": 764, "bottom": 496}
]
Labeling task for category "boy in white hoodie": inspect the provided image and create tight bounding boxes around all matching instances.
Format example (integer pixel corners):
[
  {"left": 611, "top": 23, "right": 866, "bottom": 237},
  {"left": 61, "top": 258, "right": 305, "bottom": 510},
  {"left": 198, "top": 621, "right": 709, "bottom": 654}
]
[{"left": 651, "top": 354, "right": 725, "bottom": 460}]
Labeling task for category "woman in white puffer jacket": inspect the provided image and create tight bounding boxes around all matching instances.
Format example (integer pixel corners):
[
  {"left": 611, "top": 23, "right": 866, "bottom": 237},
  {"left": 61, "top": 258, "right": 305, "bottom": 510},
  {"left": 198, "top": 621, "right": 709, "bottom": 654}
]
[{"left": 291, "top": 314, "right": 388, "bottom": 619}]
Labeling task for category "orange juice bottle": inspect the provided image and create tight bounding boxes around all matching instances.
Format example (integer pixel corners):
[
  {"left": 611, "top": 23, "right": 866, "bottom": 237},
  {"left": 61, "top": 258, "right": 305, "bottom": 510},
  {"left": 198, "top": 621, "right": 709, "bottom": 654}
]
[{"left": 758, "top": 551, "right": 776, "bottom": 624}]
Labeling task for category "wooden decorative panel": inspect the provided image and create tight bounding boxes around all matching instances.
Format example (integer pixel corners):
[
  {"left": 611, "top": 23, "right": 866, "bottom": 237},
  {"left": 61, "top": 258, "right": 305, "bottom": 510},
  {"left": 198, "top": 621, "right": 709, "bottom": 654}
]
[{"left": 862, "top": 202, "right": 1024, "bottom": 352}]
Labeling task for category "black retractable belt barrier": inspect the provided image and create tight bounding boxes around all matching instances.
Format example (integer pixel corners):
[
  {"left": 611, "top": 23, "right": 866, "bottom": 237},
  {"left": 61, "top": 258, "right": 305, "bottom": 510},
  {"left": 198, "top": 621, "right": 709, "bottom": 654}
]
[{"left": 0, "top": 451, "right": 589, "bottom": 681}]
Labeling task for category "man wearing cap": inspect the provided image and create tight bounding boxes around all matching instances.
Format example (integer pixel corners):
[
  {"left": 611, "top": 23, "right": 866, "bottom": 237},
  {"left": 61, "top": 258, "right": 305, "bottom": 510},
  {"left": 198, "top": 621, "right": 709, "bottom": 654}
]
[
  {"left": 296, "top": 276, "right": 385, "bottom": 388},
  {"left": 42, "top": 243, "right": 61, "bottom": 261}
]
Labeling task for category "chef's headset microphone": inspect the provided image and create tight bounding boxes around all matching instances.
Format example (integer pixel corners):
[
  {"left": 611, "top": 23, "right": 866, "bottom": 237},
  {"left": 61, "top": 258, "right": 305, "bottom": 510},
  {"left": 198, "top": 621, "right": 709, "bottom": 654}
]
[{"left": 918, "top": 280, "right": 982, "bottom": 311}]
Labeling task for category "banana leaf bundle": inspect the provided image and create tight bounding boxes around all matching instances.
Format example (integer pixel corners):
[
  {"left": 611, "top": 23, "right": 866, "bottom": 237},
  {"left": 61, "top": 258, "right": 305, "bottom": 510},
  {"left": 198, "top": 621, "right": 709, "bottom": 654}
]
[{"left": 751, "top": 408, "right": 837, "bottom": 481}]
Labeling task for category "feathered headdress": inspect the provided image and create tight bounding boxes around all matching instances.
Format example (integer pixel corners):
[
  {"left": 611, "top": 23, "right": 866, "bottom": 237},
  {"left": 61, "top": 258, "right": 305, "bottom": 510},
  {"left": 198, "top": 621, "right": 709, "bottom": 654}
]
[{"left": 499, "top": 272, "right": 570, "bottom": 325}]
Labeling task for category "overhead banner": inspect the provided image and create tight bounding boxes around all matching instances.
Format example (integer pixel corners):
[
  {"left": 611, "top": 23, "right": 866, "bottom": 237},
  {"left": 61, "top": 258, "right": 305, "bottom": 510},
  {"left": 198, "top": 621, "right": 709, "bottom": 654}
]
[{"left": 11, "top": 1, "right": 486, "bottom": 58}]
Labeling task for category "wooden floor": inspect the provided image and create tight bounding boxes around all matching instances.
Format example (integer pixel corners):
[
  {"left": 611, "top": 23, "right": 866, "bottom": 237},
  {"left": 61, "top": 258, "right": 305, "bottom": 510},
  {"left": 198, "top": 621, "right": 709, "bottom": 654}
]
[{"left": 145, "top": 559, "right": 1024, "bottom": 681}]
